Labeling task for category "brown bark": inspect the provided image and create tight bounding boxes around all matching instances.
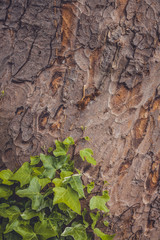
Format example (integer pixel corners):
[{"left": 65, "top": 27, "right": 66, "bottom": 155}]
[{"left": 0, "top": 0, "right": 160, "bottom": 239}]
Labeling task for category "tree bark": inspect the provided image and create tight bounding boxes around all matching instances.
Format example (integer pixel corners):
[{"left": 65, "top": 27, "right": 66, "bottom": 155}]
[{"left": 0, "top": 0, "right": 160, "bottom": 239}]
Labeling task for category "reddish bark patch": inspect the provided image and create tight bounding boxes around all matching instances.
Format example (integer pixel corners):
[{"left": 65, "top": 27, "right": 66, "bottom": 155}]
[
  {"left": 77, "top": 88, "right": 100, "bottom": 110},
  {"left": 38, "top": 110, "right": 50, "bottom": 130},
  {"left": 50, "top": 72, "right": 62, "bottom": 95}
]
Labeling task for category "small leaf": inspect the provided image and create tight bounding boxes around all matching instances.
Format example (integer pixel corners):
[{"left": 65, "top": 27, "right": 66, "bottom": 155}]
[
  {"left": 87, "top": 182, "right": 95, "bottom": 193},
  {"left": 94, "top": 228, "right": 115, "bottom": 240},
  {"left": 80, "top": 148, "right": 96, "bottom": 165},
  {"left": 10, "top": 162, "right": 32, "bottom": 187},
  {"left": 90, "top": 212, "right": 100, "bottom": 229},
  {"left": 0, "top": 185, "right": 13, "bottom": 200},
  {"left": 54, "top": 155, "right": 70, "bottom": 170},
  {"left": 4, "top": 219, "right": 29, "bottom": 234},
  {"left": 0, "top": 169, "right": 13, "bottom": 185},
  {"left": 52, "top": 178, "right": 63, "bottom": 187},
  {"left": 80, "top": 126, "right": 86, "bottom": 131},
  {"left": 53, "top": 140, "right": 69, "bottom": 157},
  {"left": 103, "top": 220, "right": 109, "bottom": 227},
  {"left": 75, "top": 168, "right": 81, "bottom": 174},
  {"left": 48, "top": 147, "right": 53, "bottom": 153},
  {"left": 6, "top": 206, "right": 21, "bottom": 221},
  {"left": 63, "top": 174, "right": 85, "bottom": 198},
  {"left": 16, "top": 177, "right": 44, "bottom": 211},
  {"left": 60, "top": 170, "right": 73, "bottom": 179},
  {"left": 82, "top": 209, "right": 89, "bottom": 228},
  {"left": 84, "top": 136, "right": 90, "bottom": 141},
  {"left": 30, "top": 156, "right": 40, "bottom": 166},
  {"left": 21, "top": 209, "right": 44, "bottom": 221},
  {"left": 40, "top": 154, "right": 56, "bottom": 179},
  {"left": 38, "top": 178, "right": 51, "bottom": 189},
  {"left": 32, "top": 166, "right": 44, "bottom": 176},
  {"left": 62, "top": 223, "right": 88, "bottom": 240},
  {"left": 89, "top": 191, "right": 110, "bottom": 213},
  {"left": 58, "top": 204, "right": 77, "bottom": 225},
  {"left": 16, "top": 224, "right": 38, "bottom": 240},
  {"left": 63, "top": 137, "right": 74, "bottom": 145},
  {"left": 53, "top": 186, "right": 81, "bottom": 215},
  {"left": 0, "top": 203, "right": 9, "bottom": 208}
]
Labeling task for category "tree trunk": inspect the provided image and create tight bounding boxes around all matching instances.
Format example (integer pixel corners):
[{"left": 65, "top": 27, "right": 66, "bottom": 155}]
[{"left": 0, "top": 0, "right": 160, "bottom": 239}]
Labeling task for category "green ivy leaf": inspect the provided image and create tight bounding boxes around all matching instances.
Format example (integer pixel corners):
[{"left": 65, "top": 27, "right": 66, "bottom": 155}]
[
  {"left": 34, "top": 219, "right": 58, "bottom": 239},
  {"left": 40, "top": 154, "right": 56, "bottom": 179},
  {"left": 90, "top": 212, "right": 100, "bottom": 229},
  {"left": 0, "top": 185, "right": 13, "bottom": 200},
  {"left": 61, "top": 223, "right": 88, "bottom": 240},
  {"left": 94, "top": 228, "right": 115, "bottom": 240},
  {"left": 103, "top": 220, "right": 109, "bottom": 227},
  {"left": 63, "top": 174, "right": 85, "bottom": 199},
  {"left": 21, "top": 209, "right": 44, "bottom": 221},
  {"left": 10, "top": 162, "right": 32, "bottom": 187},
  {"left": 3, "top": 231, "right": 22, "bottom": 240},
  {"left": 89, "top": 191, "right": 110, "bottom": 213},
  {"left": 54, "top": 155, "right": 71, "bottom": 170},
  {"left": 30, "top": 156, "right": 40, "bottom": 166},
  {"left": 0, "top": 204, "right": 9, "bottom": 219},
  {"left": 48, "top": 147, "right": 53, "bottom": 153},
  {"left": 57, "top": 204, "right": 77, "bottom": 225},
  {"left": 0, "top": 169, "right": 13, "bottom": 185},
  {"left": 79, "top": 148, "right": 96, "bottom": 165},
  {"left": 0, "top": 203, "right": 9, "bottom": 208},
  {"left": 82, "top": 209, "right": 89, "bottom": 228},
  {"left": 53, "top": 186, "right": 81, "bottom": 215},
  {"left": 32, "top": 166, "right": 44, "bottom": 176},
  {"left": 63, "top": 137, "right": 74, "bottom": 145},
  {"left": 84, "top": 136, "right": 90, "bottom": 141},
  {"left": 4, "top": 219, "right": 29, "bottom": 234},
  {"left": 60, "top": 170, "right": 73, "bottom": 179},
  {"left": 87, "top": 182, "right": 95, "bottom": 194},
  {"left": 53, "top": 140, "right": 69, "bottom": 157},
  {"left": 38, "top": 178, "right": 51, "bottom": 189},
  {"left": 6, "top": 206, "right": 21, "bottom": 221},
  {"left": 52, "top": 178, "right": 63, "bottom": 187},
  {"left": 15, "top": 224, "right": 38, "bottom": 240},
  {"left": 16, "top": 177, "right": 44, "bottom": 211}
]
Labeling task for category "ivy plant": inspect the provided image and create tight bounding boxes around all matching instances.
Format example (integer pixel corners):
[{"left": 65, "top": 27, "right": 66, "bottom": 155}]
[{"left": 0, "top": 137, "right": 115, "bottom": 240}]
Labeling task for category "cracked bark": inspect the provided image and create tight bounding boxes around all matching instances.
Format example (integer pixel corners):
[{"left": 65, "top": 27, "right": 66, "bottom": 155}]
[{"left": 0, "top": 0, "right": 160, "bottom": 239}]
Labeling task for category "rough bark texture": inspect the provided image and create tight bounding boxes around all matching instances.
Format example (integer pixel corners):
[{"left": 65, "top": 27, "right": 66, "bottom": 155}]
[{"left": 0, "top": 0, "right": 160, "bottom": 239}]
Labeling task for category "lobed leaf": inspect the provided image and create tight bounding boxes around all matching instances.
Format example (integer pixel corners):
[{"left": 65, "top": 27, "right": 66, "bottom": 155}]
[
  {"left": 63, "top": 174, "right": 85, "bottom": 199},
  {"left": 53, "top": 140, "right": 69, "bottom": 157},
  {"left": 63, "top": 137, "right": 74, "bottom": 145},
  {"left": 34, "top": 219, "right": 58, "bottom": 239},
  {"left": 90, "top": 212, "right": 100, "bottom": 229},
  {"left": 80, "top": 148, "right": 96, "bottom": 165},
  {"left": 87, "top": 182, "right": 95, "bottom": 194},
  {"left": 38, "top": 178, "right": 51, "bottom": 189},
  {"left": 89, "top": 191, "right": 110, "bottom": 213},
  {"left": 82, "top": 209, "right": 89, "bottom": 228},
  {"left": 62, "top": 223, "right": 88, "bottom": 240},
  {"left": 16, "top": 177, "right": 44, "bottom": 211},
  {"left": 0, "top": 185, "right": 13, "bottom": 200},
  {"left": 60, "top": 170, "right": 73, "bottom": 179},
  {"left": 53, "top": 186, "right": 81, "bottom": 215},
  {"left": 40, "top": 154, "right": 56, "bottom": 179},
  {"left": 30, "top": 156, "right": 40, "bottom": 166},
  {"left": 10, "top": 162, "right": 32, "bottom": 187},
  {"left": 21, "top": 209, "right": 44, "bottom": 221},
  {"left": 0, "top": 169, "right": 13, "bottom": 185},
  {"left": 94, "top": 228, "right": 115, "bottom": 240}
]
